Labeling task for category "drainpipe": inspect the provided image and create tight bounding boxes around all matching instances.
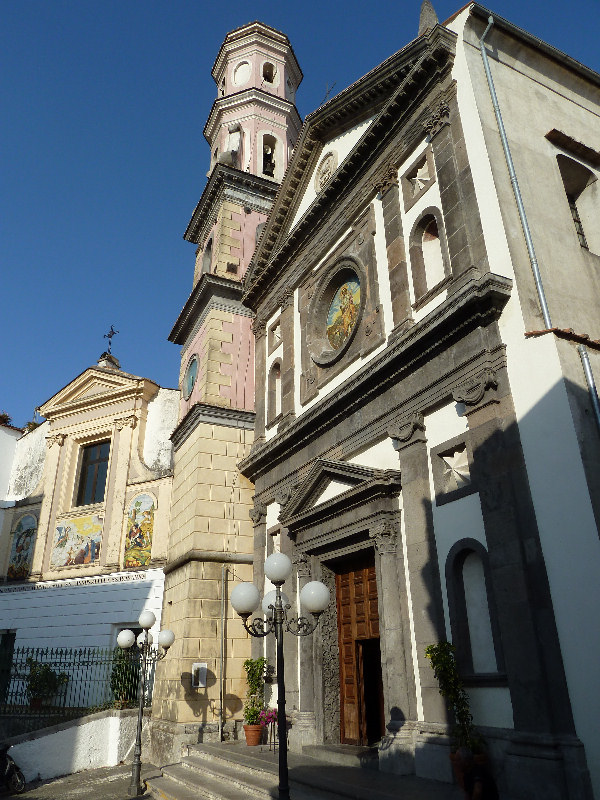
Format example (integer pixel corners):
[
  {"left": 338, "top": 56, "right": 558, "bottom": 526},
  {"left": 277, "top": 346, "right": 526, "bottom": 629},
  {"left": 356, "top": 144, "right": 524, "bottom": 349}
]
[
  {"left": 480, "top": 16, "right": 552, "bottom": 329},
  {"left": 480, "top": 17, "right": 600, "bottom": 434},
  {"left": 219, "top": 563, "right": 226, "bottom": 741}
]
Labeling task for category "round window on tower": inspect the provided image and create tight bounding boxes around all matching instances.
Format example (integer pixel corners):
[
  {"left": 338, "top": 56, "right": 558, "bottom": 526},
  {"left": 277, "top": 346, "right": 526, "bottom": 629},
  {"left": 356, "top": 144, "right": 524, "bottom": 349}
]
[{"left": 183, "top": 355, "right": 199, "bottom": 400}]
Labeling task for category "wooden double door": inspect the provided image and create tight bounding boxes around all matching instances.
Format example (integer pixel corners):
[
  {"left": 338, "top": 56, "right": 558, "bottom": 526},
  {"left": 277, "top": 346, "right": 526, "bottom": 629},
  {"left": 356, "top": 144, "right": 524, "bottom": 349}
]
[{"left": 335, "top": 553, "right": 385, "bottom": 745}]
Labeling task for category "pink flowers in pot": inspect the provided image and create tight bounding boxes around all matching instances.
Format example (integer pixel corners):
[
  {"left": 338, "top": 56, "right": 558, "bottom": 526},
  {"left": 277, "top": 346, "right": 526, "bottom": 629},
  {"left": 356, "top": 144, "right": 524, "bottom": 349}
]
[{"left": 258, "top": 707, "right": 277, "bottom": 727}]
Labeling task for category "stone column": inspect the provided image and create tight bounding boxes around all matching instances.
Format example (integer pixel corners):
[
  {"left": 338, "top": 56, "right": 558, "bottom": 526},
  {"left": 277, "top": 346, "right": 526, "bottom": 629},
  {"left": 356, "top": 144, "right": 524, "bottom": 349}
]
[
  {"left": 371, "top": 515, "right": 415, "bottom": 775},
  {"left": 249, "top": 499, "right": 267, "bottom": 661},
  {"left": 374, "top": 167, "right": 412, "bottom": 333},
  {"left": 252, "top": 318, "right": 267, "bottom": 446},
  {"left": 102, "top": 414, "right": 137, "bottom": 570},
  {"left": 277, "top": 288, "right": 296, "bottom": 429},
  {"left": 426, "top": 92, "right": 488, "bottom": 281},
  {"left": 391, "top": 415, "right": 446, "bottom": 724},
  {"left": 289, "top": 551, "right": 317, "bottom": 750}
]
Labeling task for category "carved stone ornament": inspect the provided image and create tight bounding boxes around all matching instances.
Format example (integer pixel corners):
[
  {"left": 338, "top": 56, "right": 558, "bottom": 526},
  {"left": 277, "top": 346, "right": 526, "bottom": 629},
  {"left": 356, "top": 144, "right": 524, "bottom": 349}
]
[
  {"left": 388, "top": 412, "right": 425, "bottom": 444},
  {"left": 452, "top": 369, "right": 498, "bottom": 407},
  {"left": 424, "top": 99, "right": 451, "bottom": 138},
  {"left": 373, "top": 163, "right": 399, "bottom": 194},
  {"left": 252, "top": 317, "right": 267, "bottom": 339},
  {"left": 115, "top": 415, "right": 137, "bottom": 431},
  {"left": 315, "top": 151, "right": 338, "bottom": 192},
  {"left": 293, "top": 552, "right": 312, "bottom": 578},
  {"left": 275, "top": 488, "right": 292, "bottom": 508},
  {"left": 47, "top": 433, "right": 66, "bottom": 448},
  {"left": 369, "top": 519, "right": 398, "bottom": 554},
  {"left": 249, "top": 500, "right": 268, "bottom": 524},
  {"left": 277, "top": 286, "right": 294, "bottom": 310}
]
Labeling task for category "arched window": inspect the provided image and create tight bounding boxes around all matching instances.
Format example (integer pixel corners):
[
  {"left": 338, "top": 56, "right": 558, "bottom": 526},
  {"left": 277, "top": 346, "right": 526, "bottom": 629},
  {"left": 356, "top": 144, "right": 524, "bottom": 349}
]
[
  {"left": 262, "top": 62, "right": 275, "bottom": 83},
  {"left": 262, "top": 134, "right": 276, "bottom": 178},
  {"left": 446, "top": 540, "right": 504, "bottom": 678},
  {"left": 409, "top": 209, "right": 450, "bottom": 304},
  {"left": 267, "top": 361, "right": 282, "bottom": 426},
  {"left": 557, "top": 154, "right": 599, "bottom": 254},
  {"left": 202, "top": 238, "right": 213, "bottom": 274}
]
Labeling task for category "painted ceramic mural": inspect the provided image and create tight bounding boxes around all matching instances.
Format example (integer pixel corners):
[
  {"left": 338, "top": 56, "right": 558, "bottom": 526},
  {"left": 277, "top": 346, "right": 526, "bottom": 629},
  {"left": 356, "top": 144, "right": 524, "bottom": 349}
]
[
  {"left": 51, "top": 515, "right": 102, "bottom": 567},
  {"left": 124, "top": 494, "right": 154, "bottom": 568},
  {"left": 7, "top": 515, "right": 37, "bottom": 580},
  {"left": 327, "top": 277, "right": 360, "bottom": 350}
]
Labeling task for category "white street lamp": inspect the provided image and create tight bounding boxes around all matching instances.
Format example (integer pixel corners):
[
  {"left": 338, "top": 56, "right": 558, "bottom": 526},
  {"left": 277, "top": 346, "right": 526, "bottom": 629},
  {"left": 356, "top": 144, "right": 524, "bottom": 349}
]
[
  {"left": 118, "top": 611, "right": 175, "bottom": 797},
  {"left": 230, "top": 558, "right": 329, "bottom": 800}
]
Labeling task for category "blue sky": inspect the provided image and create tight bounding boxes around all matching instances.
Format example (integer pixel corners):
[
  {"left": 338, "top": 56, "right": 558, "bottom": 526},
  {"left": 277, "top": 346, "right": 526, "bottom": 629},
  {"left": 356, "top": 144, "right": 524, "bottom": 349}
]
[{"left": 2, "top": 0, "right": 599, "bottom": 427}]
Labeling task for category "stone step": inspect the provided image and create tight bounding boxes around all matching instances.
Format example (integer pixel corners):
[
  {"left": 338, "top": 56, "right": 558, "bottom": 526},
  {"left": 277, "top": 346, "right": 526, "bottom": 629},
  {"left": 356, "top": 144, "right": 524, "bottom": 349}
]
[
  {"left": 302, "top": 744, "right": 379, "bottom": 770},
  {"left": 146, "top": 742, "right": 464, "bottom": 800}
]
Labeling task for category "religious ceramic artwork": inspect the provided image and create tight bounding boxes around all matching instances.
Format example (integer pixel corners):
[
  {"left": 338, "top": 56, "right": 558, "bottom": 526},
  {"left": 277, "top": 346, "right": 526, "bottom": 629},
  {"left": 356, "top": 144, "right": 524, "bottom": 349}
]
[
  {"left": 7, "top": 515, "right": 37, "bottom": 581},
  {"left": 327, "top": 277, "right": 360, "bottom": 350},
  {"left": 51, "top": 515, "right": 102, "bottom": 568},
  {"left": 124, "top": 494, "right": 155, "bottom": 568}
]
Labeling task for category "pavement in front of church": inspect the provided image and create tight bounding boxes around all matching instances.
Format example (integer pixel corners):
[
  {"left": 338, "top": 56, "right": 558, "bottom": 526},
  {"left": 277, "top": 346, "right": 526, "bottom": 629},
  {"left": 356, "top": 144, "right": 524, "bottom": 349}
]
[{"left": 12, "top": 763, "right": 161, "bottom": 800}]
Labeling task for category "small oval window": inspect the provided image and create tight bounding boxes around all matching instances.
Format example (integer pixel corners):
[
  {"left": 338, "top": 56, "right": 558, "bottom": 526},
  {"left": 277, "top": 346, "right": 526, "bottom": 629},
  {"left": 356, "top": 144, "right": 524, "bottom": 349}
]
[
  {"left": 326, "top": 276, "right": 360, "bottom": 351},
  {"left": 183, "top": 356, "right": 199, "bottom": 400}
]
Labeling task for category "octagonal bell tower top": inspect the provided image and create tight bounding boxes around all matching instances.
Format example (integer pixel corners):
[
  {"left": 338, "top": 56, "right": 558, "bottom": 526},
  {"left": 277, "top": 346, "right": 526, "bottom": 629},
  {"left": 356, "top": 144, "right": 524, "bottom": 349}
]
[{"left": 205, "top": 21, "right": 303, "bottom": 182}]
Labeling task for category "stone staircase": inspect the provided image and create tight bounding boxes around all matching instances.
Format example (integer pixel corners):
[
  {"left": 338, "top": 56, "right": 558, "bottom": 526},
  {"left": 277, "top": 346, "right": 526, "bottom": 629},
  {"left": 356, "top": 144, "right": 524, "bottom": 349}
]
[{"left": 147, "top": 741, "right": 464, "bottom": 800}]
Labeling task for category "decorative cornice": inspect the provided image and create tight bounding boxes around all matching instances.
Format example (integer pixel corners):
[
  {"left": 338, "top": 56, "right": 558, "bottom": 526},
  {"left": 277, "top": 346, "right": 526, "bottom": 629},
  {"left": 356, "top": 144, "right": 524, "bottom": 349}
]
[
  {"left": 240, "top": 272, "right": 511, "bottom": 482},
  {"left": 163, "top": 550, "right": 252, "bottom": 576},
  {"left": 184, "top": 164, "right": 280, "bottom": 247},
  {"left": 171, "top": 402, "right": 255, "bottom": 450},
  {"left": 169, "top": 273, "right": 246, "bottom": 346},
  {"left": 0, "top": 569, "right": 163, "bottom": 594},
  {"left": 452, "top": 368, "right": 498, "bottom": 407},
  {"left": 46, "top": 433, "right": 66, "bottom": 448},
  {"left": 423, "top": 99, "right": 451, "bottom": 137},
  {"left": 203, "top": 88, "right": 302, "bottom": 143}
]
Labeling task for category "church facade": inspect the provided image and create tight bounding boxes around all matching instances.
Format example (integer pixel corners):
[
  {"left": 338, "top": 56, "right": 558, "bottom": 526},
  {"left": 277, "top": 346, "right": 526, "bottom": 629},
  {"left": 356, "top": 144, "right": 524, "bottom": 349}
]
[{"left": 239, "top": 4, "right": 600, "bottom": 799}]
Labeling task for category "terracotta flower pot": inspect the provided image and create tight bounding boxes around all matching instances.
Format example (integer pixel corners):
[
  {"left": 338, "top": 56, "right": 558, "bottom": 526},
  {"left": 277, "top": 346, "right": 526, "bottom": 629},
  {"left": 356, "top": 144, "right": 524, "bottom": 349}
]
[{"left": 243, "top": 724, "right": 263, "bottom": 746}]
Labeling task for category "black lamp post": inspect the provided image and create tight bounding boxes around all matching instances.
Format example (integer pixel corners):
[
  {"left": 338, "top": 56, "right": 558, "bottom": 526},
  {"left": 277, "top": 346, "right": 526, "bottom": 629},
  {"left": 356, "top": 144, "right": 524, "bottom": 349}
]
[
  {"left": 230, "top": 553, "right": 330, "bottom": 800},
  {"left": 117, "top": 610, "right": 175, "bottom": 797}
]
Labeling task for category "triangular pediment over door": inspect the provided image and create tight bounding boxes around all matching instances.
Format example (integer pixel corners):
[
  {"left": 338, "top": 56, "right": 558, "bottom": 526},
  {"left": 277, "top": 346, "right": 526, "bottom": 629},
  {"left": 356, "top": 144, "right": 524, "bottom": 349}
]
[{"left": 279, "top": 458, "right": 402, "bottom": 560}]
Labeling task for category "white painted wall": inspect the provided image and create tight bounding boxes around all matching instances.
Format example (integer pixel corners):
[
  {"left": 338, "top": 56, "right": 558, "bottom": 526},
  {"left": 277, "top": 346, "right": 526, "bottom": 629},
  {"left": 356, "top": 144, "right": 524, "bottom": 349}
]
[
  {"left": 142, "top": 388, "right": 179, "bottom": 472},
  {"left": 290, "top": 117, "right": 374, "bottom": 230},
  {"left": 6, "top": 423, "right": 47, "bottom": 502},
  {"left": 8, "top": 709, "right": 140, "bottom": 782},
  {"left": 0, "top": 568, "right": 164, "bottom": 648},
  {"left": 0, "top": 426, "right": 21, "bottom": 500}
]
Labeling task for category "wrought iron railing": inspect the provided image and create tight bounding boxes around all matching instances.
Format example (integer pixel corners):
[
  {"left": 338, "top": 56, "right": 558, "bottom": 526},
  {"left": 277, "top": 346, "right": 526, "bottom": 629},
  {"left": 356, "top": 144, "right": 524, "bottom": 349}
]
[{"left": 0, "top": 646, "right": 156, "bottom": 739}]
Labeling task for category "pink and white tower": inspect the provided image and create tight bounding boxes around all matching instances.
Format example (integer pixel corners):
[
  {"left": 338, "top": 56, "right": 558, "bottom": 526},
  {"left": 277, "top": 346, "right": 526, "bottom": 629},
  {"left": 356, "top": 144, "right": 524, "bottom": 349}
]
[{"left": 152, "top": 23, "right": 302, "bottom": 759}]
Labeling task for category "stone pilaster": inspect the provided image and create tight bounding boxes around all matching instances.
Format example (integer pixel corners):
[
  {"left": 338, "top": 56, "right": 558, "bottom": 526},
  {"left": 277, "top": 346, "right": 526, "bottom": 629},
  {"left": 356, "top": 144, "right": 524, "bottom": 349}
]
[
  {"left": 375, "top": 169, "right": 412, "bottom": 332},
  {"left": 277, "top": 288, "right": 296, "bottom": 429},
  {"left": 427, "top": 92, "right": 488, "bottom": 281},
  {"left": 33, "top": 433, "right": 66, "bottom": 578},
  {"left": 393, "top": 424, "right": 446, "bottom": 724},
  {"left": 252, "top": 318, "right": 267, "bottom": 446}
]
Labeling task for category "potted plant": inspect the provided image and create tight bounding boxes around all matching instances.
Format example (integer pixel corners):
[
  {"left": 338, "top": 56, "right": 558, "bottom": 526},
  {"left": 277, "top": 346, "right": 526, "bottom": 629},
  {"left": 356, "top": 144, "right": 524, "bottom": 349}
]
[
  {"left": 26, "top": 658, "right": 69, "bottom": 709},
  {"left": 242, "top": 656, "right": 267, "bottom": 746},
  {"left": 110, "top": 647, "right": 139, "bottom": 708},
  {"left": 425, "top": 642, "right": 485, "bottom": 785}
]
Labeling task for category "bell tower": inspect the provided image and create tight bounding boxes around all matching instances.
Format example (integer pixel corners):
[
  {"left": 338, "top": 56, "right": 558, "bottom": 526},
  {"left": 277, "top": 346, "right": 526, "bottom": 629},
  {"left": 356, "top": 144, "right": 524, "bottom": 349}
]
[{"left": 151, "top": 23, "right": 302, "bottom": 759}]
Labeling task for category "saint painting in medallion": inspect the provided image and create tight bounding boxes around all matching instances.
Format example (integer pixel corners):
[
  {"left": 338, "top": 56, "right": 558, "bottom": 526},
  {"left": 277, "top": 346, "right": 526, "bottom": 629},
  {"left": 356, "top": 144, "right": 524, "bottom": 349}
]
[{"left": 326, "top": 277, "right": 360, "bottom": 351}]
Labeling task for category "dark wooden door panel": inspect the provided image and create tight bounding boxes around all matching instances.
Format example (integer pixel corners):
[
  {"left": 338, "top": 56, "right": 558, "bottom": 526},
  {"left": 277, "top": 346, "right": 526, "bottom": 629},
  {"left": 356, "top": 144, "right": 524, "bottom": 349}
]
[{"left": 336, "top": 558, "right": 381, "bottom": 745}]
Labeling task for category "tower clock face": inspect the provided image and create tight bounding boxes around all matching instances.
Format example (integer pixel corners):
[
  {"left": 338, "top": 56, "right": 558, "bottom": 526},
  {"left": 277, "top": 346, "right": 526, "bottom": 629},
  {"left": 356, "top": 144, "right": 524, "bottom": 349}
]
[{"left": 183, "top": 355, "right": 198, "bottom": 400}]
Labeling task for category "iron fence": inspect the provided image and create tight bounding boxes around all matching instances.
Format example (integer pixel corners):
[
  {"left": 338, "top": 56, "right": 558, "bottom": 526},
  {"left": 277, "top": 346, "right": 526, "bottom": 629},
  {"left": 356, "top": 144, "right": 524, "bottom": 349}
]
[{"left": 0, "top": 646, "right": 157, "bottom": 739}]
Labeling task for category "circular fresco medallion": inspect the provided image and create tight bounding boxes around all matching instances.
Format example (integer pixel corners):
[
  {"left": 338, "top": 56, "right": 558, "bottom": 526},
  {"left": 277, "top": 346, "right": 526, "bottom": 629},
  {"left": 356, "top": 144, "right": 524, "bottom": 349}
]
[{"left": 326, "top": 277, "right": 360, "bottom": 351}]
